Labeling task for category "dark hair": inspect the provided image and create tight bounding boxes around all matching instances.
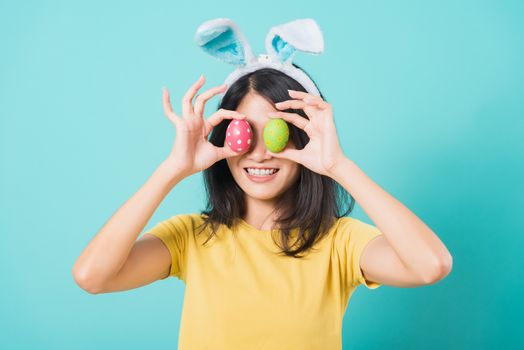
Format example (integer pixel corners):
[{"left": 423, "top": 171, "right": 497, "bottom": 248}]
[{"left": 196, "top": 64, "right": 355, "bottom": 258}]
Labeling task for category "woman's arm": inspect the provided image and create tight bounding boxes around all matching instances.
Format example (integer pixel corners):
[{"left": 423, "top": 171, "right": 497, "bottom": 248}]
[
  {"left": 72, "top": 75, "right": 247, "bottom": 294},
  {"left": 71, "top": 160, "right": 184, "bottom": 294},
  {"left": 329, "top": 156, "right": 453, "bottom": 287},
  {"left": 268, "top": 90, "right": 453, "bottom": 287}
]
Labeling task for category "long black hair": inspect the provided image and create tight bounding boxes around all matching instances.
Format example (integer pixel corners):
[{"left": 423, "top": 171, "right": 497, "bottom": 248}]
[{"left": 196, "top": 64, "right": 355, "bottom": 258}]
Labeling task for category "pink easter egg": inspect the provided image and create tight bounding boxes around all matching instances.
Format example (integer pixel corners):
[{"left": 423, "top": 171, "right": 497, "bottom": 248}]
[{"left": 225, "top": 119, "right": 253, "bottom": 153}]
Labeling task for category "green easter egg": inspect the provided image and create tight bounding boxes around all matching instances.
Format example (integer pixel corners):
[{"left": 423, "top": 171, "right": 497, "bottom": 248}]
[{"left": 263, "top": 118, "right": 289, "bottom": 153}]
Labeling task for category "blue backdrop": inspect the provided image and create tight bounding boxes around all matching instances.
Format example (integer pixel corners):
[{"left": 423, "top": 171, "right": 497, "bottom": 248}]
[{"left": 1, "top": 0, "right": 523, "bottom": 349}]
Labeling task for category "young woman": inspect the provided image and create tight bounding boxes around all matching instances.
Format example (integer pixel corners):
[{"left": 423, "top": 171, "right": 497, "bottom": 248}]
[{"left": 72, "top": 67, "right": 453, "bottom": 349}]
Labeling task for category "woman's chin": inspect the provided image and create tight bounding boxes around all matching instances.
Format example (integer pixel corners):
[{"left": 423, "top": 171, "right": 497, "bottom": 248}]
[{"left": 242, "top": 188, "right": 282, "bottom": 201}]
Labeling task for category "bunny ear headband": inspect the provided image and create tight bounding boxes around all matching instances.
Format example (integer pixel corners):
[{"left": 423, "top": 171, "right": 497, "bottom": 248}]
[{"left": 194, "top": 18, "right": 324, "bottom": 96}]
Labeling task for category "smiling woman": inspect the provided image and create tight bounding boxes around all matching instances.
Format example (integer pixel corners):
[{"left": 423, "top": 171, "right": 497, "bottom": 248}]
[
  {"left": 72, "top": 17, "right": 453, "bottom": 350},
  {"left": 200, "top": 67, "right": 352, "bottom": 257}
]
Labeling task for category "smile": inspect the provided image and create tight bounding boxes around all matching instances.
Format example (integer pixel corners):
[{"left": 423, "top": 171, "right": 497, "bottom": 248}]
[
  {"left": 243, "top": 168, "right": 280, "bottom": 182},
  {"left": 244, "top": 168, "right": 279, "bottom": 176}
]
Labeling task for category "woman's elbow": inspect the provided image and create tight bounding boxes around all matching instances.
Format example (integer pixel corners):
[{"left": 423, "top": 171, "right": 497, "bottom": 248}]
[
  {"left": 72, "top": 265, "right": 105, "bottom": 294},
  {"left": 423, "top": 251, "right": 453, "bottom": 285}
]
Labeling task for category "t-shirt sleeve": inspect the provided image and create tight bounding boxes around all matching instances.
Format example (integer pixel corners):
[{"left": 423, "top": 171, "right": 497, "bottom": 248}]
[
  {"left": 143, "top": 214, "right": 192, "bottom": 282},
  {"left": 336, "top": 216, "right": 384, "bottom": 290}
]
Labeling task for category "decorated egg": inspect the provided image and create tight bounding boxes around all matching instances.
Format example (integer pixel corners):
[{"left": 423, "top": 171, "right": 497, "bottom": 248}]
[
  {"left": 263, "top": 118, "right": 289, "bottom": 153},
  {"left": 225, "top": 119, "right": 253, "bottom": 153}
]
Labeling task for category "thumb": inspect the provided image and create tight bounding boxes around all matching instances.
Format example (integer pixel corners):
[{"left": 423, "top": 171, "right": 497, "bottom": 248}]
[
  {"left": 268, "top": 148, "right": 301, "bottom": 163},
  {"left": 218, "top": 145, "right": 246, "bottom": 160}
]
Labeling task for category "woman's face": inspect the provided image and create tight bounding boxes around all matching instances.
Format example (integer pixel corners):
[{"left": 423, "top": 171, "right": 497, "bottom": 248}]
[{"left": 225, "top": 92, "right": 301, "bottom": 201}]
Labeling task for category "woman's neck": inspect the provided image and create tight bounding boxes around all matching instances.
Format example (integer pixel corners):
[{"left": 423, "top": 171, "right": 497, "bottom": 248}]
[{"left": 243, "top": 197, "right": 278, "bottom": 231}]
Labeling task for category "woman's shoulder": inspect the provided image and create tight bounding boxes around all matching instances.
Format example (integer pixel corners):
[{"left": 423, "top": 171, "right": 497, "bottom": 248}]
[
  {"left": 324, "top": 216, "right": 352, "bottom": 234},
  {"left": 326, "top": 216, "right": 383, "bottom": 251},
  {"left": 165, "top": 212, "right": 207, "bottom": 226},
  {"left": 326, "top": 216, "right": 379, "bottom": 239},
  {"left": 332, "top": 215, "right": 375, "bottom": 229}
]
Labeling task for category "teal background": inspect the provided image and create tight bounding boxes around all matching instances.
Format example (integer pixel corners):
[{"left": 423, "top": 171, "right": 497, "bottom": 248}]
[{"left": 1, "top": 0, "right": 523, "bottom": 349}]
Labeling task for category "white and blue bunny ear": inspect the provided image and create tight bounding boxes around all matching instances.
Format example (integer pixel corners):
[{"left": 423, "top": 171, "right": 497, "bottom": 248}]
[
  {"left": 195, "top": 18, "right": 256, "bottom": 67},
  {"left": 265, "top": 18, "right": 324, "bottom": 64}
]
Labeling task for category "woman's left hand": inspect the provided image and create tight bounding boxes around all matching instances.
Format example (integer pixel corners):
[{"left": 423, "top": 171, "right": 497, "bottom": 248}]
[{"left": 267, "top": 90, "right": 346, "bottom": 177}]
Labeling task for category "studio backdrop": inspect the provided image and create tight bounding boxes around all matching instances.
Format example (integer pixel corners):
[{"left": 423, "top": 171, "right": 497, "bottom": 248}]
[{"left": 1, "top": 1, "right": 523, "bottom": 349}]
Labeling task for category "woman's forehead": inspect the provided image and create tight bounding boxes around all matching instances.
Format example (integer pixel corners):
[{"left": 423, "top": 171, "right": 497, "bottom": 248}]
[{"left": 236, "top": 92, "right": 277, "bottom": 129}]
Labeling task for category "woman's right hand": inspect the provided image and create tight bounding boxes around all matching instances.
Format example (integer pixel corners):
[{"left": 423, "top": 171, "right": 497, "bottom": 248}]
[{"left": 161, "top": 75, "right": 247, "bottom": 178}]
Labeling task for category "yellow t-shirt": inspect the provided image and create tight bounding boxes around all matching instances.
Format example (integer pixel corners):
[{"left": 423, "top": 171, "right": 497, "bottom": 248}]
[{"left": 145, "top": 213, "right": 383, "bottom": 350}]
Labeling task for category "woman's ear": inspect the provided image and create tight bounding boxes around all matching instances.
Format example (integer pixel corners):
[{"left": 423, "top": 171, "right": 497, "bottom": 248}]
[
  {"left": 195, "top": 18, "right": 256, "bottom": 67},
  {"left": 264, "top": 18, "right": 325, "bottom": 65}
]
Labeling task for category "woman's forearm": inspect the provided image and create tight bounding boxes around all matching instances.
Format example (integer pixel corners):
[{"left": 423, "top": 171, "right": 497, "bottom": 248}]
[
  {"left": 329, "top": 156, "right": 452, "bottom": 279},
  {"left": 72, "top": 159, "right": 185, "bottom": 291}
]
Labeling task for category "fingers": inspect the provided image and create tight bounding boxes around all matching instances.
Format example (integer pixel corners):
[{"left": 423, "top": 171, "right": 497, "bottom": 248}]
[
  {"left": 193, "top": 83, "right": 227, "bottom": 117},
  {"left": 162, "top": 88, "right": 181, "bottom": 125},
  {"left": 274, "top": 99, "right": 308, "bottom": 110},
  {"left": 203, "top": 109, "right": 247, "bottom": 138},
  {"left": 288, "top": 89, "right": 319, "bottom": 100},
  {"left": 304, "top": 98, "right": 331, "bottom": 109},
  {"left": 276, "top": 98, "right": 331, "bottom": 111},
  {"left": 182, "top": 75, "right": 206, "bottom": 118},
  {"left": 216, "top": 144, "right": 248, "bottom": 160},
  {"left": 268, "top": 148, "right": 301, "bottom": 163},
  {"left": 288, "top": 90, "right": 330, "bottom": 110},
  {"left": 268, "top": 111, "right": 308, "bottom": 131}
]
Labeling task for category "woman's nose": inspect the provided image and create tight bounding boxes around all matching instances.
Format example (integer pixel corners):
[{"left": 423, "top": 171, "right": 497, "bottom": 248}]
[{"left": 247, "top": 132, "right": 271, "bottom": 161}]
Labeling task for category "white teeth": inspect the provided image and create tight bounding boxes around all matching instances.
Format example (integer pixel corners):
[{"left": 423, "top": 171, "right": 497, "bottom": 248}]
[{"left": 246, "top": 168, "right": 278, "bottom": 176}]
